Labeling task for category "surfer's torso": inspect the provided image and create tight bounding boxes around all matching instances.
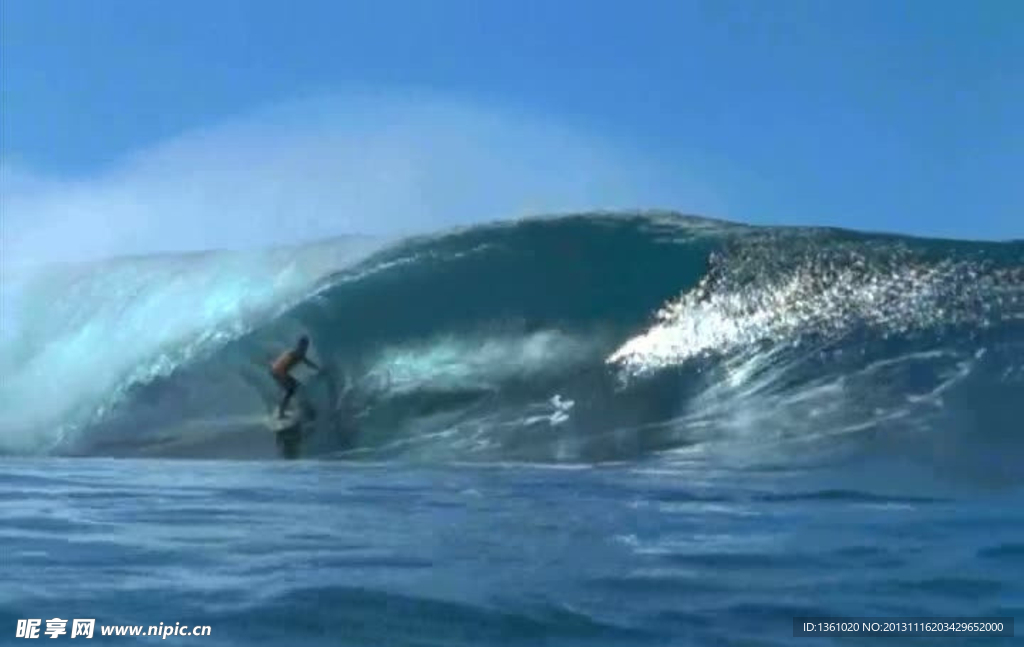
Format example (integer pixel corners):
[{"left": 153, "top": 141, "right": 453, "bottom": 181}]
[{"left": 271, "top": 350, "right": 303, "bottom": 377}]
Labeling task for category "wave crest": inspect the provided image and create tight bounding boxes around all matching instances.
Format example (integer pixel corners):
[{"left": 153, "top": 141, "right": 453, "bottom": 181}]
[{"left": 3, "top": 213, "right": 1022, "bottom": 472}]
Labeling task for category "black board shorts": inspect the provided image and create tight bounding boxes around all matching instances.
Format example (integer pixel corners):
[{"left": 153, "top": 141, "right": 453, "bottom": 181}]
[{"left": 271, "top": 370, "right": 298, "bottom": 392}]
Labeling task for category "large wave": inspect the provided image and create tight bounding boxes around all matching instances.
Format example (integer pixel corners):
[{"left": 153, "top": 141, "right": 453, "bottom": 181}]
[{"left": 2, "top": 213, "right": 1022, "bottom": 475}]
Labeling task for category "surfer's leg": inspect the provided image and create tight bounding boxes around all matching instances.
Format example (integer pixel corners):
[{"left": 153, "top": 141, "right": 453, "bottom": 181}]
[
  {"left": 276, "top": 375, "right": 299, "bottom": 418},
  {"left": 278, "top": 383, "right": 295, "bottom": 417}
]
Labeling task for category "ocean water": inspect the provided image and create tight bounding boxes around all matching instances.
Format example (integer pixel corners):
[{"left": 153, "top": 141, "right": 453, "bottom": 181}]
[{"left": 1, "top": 213, "right": 1022, "bottom": 645}]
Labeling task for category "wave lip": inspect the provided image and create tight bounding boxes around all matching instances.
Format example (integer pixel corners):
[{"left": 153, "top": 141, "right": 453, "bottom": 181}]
[{"left": 3, "top": 212, "right": 1022, "bottom": 471}]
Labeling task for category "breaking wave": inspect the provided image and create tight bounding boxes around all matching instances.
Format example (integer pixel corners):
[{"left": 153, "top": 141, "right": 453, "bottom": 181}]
[{"left": 2, "top": 213, "right": 1022, "bottom": 478}]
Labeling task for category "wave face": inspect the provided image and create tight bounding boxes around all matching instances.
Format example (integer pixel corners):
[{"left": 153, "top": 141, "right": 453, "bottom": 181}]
[{"left": 2, "top": 213, "right": 1022, "bottom": 476}]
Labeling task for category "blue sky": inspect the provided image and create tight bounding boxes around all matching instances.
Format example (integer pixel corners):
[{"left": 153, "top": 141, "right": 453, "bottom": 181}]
[{"left": 2, "top": 0, "right": 1022, "bottom": 256}]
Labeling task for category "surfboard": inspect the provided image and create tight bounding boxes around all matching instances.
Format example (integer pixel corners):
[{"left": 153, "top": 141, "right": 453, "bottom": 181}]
[
  {"left": 266, "top": 401, "right": 316, "bottom": 433},
  {"left": 267, "top": 413, "right": 303, "bottom": 433}
]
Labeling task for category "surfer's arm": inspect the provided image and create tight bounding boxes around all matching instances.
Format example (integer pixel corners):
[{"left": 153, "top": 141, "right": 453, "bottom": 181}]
[{"left": 303, "top": 357, "right": 321, "bottom": 371}]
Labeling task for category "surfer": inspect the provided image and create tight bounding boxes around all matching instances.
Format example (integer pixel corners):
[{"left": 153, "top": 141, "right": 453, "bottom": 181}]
[{"left": 270, "top": 335, "right": 321, "bottom": 419}]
